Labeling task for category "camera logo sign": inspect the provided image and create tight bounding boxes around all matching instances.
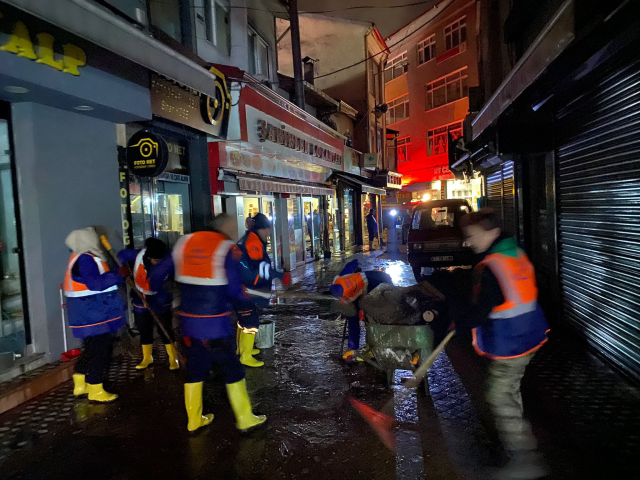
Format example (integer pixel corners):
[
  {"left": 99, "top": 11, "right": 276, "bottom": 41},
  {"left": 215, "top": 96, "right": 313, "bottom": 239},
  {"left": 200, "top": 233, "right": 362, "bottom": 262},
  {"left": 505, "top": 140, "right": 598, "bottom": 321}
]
[{"left": 127, "top": 130, "right": 169, "bottom": 177}]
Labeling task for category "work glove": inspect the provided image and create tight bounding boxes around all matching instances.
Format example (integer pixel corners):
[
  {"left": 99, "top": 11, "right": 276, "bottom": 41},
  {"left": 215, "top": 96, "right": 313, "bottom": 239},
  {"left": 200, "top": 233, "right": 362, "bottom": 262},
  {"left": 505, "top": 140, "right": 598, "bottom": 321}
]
[{"left": 119, "top": 266, "right": 131, "bottom": 278}]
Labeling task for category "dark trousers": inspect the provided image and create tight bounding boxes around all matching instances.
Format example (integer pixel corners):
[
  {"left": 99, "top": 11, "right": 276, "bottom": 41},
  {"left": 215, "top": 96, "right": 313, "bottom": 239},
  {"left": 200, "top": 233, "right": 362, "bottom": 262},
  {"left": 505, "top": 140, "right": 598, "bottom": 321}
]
[
  {"left": 184, "top": 335, "right": 245, "bottom": 384},
  {"left": 347, "top": 315, "right": 361, "bottom": 350},
  {"left": 75, "top": 333, "right": 114, "bottom": 384},
  {"left": 236, "top": 300, "right": 259, "bottom": 333},
  {"left": 134, "top": 309, "right": 173, "bottom": 345}
]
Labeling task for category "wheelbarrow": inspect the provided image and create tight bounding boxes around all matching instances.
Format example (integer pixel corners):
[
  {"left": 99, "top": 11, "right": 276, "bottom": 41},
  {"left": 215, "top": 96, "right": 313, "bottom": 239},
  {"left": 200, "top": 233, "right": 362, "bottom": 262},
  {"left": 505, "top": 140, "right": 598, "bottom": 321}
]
[{"left": 364, "top": 323, "right": 434, "bottom": 394}]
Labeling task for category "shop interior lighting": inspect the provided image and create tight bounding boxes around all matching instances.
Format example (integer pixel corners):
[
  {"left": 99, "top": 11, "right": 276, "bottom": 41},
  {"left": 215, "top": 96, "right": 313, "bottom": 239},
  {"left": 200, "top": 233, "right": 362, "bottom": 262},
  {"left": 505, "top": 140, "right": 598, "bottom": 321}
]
[
  {"left": 3, "top": 86, "right": 29, "bottom": 94},
  {"left": 74, "top": 105, "right": 94, "bottom": 111},
  {"left": 390, "top": 209, "right": 398, "bottom": 216}
]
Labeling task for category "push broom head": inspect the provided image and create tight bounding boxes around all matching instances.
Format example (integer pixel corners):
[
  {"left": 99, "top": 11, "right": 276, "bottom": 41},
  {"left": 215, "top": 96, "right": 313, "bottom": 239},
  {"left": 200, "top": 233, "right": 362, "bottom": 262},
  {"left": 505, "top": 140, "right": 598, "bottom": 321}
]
[{"left": 349, "top": 397, "right": 396, "bottom": 451}]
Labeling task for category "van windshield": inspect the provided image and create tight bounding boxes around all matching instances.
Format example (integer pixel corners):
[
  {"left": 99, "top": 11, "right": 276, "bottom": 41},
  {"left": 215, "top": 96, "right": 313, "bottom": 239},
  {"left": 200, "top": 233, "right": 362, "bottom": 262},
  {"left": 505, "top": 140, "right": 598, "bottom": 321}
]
[{"left": 412, "top": 205, "right": 469, "bottom": 230}]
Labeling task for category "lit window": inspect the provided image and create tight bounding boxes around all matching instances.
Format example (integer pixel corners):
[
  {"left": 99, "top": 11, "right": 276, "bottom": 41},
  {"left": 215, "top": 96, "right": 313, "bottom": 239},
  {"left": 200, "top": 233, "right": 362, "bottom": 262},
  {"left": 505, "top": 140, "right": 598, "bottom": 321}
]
[
  {"left": 248, "top": 28, "right": 270, "bottom": 78},
  {"left": 386, "top": 94, "right": 410, "bottom": 125},
  {"left": 417, "top": 36, "right": 436, "bottom": 65},
  {"left": 397, "top": 137, "right": 410, "bottom": 163},
  {"left": 444, "top": 17, "right": 467, "bottom": 51},
  {"left": 204, "top": 0, "right": 230, "bottom": 55},
  {"left": 426, "top": 68, "right": 469, "bottom": 110},
  {"left": 384, "top": 52, "right": 408, "bottom": 83},
  {"left": 427, "top": 122, "right": 463, "bottom": 156}
]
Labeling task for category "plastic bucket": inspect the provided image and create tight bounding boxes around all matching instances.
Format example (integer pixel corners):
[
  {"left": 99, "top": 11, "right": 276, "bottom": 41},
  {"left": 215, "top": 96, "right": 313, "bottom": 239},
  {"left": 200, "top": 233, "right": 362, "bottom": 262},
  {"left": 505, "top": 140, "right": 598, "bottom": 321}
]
[
  {"left": 61, "top": 348, "right": 81, "bottom": 361},
  {"left": 255, "top": 320, "right": 275, "bottom": 349}
]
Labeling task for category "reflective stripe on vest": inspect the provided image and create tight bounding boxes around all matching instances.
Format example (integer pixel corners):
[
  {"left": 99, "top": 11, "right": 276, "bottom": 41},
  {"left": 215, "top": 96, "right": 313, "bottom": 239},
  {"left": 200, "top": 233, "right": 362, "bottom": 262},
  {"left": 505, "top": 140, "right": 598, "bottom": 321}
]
[
  {"left": 133, "top": 249, "right": 155, "bottom": 295},
  {"left": 479, "top": 251, "right": 538, "bottom": 320},
  {"left": 64, "top": 254, "right": 118, "bottom": 298},
  {"left": 173, "top": 232, "right": 231, "bottom": 286},
  {"left": 333, "top": 272, "right": 368, "bottom": 303}
]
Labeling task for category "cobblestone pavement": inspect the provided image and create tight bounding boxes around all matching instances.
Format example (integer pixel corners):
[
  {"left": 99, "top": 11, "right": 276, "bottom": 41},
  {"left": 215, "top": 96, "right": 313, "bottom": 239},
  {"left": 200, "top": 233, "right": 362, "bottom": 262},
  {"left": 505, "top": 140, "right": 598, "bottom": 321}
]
[{"left": 0, "top": 250, "right": 638, "bottom": 479}]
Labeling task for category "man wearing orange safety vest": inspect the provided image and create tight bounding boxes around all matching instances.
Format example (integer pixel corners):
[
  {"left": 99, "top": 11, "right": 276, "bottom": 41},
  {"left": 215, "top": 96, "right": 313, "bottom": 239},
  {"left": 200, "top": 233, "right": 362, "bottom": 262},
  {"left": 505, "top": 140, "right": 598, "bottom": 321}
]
[
  {"left": 64, "top": 228, "right": 127, "bottom": 402},
  {"left": 457, "top": 210, "right": 549, "bottom": 479},
  {"left": 330, "top": 259, "right": 391, "bottom": 362},
  {"left": 235, "top": 213, "right": 291, "bottom": 368},
  {"left": 172, "top": 214, "right": 266, "bottom": 433},
  {"left": 117, "top": 238, "right": 179, "bottom": 371}
]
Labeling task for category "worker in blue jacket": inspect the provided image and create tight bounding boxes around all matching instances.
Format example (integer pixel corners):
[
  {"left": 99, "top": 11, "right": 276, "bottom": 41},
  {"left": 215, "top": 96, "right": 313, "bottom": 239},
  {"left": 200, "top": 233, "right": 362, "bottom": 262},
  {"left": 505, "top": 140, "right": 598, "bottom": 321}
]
[
  {"left": 117, "top": 238, "right": 178, "bottom": 371},
  {"left": 235, "top": 213, "right": 291, "bottom": 367},
  {"left": 329, "top": 259, "right": 392, "bottom": 362},
  {"left": 172, "top": 214, "right": 267, "bottom": 433},
  {"left": 64, "top": 227, "right": 126, "bottom": 402}
]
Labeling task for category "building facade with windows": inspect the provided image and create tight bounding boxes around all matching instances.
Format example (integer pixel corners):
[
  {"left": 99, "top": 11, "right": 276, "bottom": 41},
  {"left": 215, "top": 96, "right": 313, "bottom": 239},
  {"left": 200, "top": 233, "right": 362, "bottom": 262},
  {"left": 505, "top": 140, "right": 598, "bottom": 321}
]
[{"left": 384, "top": 0, "right": 480, "bottom": 203}]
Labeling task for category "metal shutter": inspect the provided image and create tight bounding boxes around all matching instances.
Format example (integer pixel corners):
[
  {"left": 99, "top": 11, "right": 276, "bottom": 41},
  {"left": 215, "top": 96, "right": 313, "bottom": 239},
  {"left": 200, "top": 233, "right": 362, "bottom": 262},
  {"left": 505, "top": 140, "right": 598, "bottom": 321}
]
[
  {"left": 485, "top": 160, "right": 516, "bottom": 235},
  {"left": 556, "top": 57, "right": 640, "bottom": 381}
]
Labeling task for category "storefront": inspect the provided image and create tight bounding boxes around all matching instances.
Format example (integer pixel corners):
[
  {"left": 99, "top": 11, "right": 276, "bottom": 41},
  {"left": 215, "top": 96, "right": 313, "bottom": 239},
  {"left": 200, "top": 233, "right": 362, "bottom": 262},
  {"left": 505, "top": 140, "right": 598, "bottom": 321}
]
[
  {"left": 0, "top": 4, "right": 151, "bottom": 379},
  {"left": 120, "top": 72, "right": 231, "bottom": 250},
  {"left": 209, "top": 73, "right": 346, "bottom": 270}
]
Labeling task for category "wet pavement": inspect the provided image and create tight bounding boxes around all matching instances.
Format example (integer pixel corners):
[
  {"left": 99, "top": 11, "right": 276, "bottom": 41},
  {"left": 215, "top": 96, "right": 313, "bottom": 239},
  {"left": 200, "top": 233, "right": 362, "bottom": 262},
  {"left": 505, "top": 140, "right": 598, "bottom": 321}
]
[{"left": 1, "top": 250, "right": 639, "bottom": 479}]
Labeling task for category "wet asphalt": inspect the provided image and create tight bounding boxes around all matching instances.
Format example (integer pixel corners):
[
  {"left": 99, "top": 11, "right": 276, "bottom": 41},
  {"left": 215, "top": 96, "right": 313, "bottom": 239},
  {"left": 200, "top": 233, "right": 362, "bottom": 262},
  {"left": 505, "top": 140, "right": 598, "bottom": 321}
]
[{"left": 0, "top": 251, "right": 639, "bottom": 480}]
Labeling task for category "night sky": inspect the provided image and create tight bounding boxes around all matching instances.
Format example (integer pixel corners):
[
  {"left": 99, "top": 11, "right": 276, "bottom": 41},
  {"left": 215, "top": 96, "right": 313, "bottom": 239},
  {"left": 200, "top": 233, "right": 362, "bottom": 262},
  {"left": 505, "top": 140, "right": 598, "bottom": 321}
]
[{"left": 296, "top": 0, "right": 441, "bottom": 38}]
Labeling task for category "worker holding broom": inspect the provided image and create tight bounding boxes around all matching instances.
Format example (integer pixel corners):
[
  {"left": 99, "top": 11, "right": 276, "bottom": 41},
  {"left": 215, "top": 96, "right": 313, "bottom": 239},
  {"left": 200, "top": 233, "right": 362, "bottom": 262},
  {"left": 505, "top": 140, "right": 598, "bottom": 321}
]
[
  {"left": 235, "top": 212, "right": 291, "bottom": 368},
  {"left": 457, "top": 210, "right": 549, "bottom": 479},
  {"left": 117, "top": 238, "right": 179, "bottom": 371},
  {"left": 64, "top": 227, "right": 127, "bottom": 402},
  {"left": 330, "top": 259, "right": 391, "bottom": 362},
  {"left": 173, "top": 213, "right": 266, "bottom": 433}
]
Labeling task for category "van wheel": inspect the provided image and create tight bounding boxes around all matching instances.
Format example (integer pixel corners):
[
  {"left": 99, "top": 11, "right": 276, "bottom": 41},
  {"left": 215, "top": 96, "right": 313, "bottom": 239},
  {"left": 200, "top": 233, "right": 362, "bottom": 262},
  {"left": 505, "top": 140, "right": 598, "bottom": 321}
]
[{"left": 412, "top": 265, "right": 423, "bottom": 283}]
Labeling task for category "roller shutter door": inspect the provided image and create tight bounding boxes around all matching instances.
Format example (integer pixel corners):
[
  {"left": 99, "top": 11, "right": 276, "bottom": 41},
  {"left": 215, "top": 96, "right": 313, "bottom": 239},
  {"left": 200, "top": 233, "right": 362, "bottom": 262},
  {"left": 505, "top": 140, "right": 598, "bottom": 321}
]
[
  {"left": 485, "top": 160, "right": 516, "bottom": 235},
  {"left": 556, "top": 56, "right": 640, "bottom": 381}
]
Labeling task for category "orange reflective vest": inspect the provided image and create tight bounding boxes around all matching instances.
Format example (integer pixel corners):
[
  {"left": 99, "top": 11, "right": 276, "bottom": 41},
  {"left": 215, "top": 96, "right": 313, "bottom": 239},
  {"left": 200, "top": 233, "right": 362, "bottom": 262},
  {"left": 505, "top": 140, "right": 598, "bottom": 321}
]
[
  {"left": 173, "top": 231, "right": 231, "bottom": 286},
  {"left": 333, "top": 272, "right": 368, "bottom": 303},
  {"left": 133, "top": 249, "right": 155, "bottom": 295},
  {"left": 472, "top": 249, "right": 549, "bottom": 359},
  {"left": 64, "top": 254, "right": 118, "bottom": 298}
]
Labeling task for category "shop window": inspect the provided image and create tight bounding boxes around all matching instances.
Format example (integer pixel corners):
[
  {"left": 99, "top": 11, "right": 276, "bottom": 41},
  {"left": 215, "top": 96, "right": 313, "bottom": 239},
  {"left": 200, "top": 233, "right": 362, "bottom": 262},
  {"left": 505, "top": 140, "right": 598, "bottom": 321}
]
[
  {"left": 417, "top": 35, "right": 436, "bottom": 65},
  {"left": 444, "top": 16, "right": 467, "bottom": 51},
  {"left": 150, "top": 0, "right": 182, "bottom": 42},
  {"left": 397, "top": 137, "right": 410, "bottom": 163},
  {"left": 426, "top": 68, "right": 469, "bottom": 110},
  {"left": 204, "top": 0, "right": 230, "bottom": 55},
  {"left": 427, "top": 122, "right": 462, "bottom": 156},
  {"left": 386, "top": 94, "right": 410, "bottom": 125},
  {"left": 384, "top": 52, "right": 408, "bottom": 83},
  {"left": 248, "top": 28, "right": 270, "bottom": 79}
]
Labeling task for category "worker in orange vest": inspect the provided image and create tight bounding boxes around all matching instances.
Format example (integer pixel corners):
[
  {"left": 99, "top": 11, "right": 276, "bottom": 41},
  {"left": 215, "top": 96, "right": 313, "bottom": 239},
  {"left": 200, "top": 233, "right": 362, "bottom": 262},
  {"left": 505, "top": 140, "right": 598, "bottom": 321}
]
[
  {"left": 457, "top": 210, "right": 549, "bottom": 479},
  {"left": 64, "top": 227, "right": 127, "bottom": 402},
  {"left": 172, "top": 214, "right": 266, "bottom": 433},
  {"left": 117, "top": 238, "right": 179, "bottom": 371},
  {"left": 330, "top": 259, "right": 391, "bottom": 362}
]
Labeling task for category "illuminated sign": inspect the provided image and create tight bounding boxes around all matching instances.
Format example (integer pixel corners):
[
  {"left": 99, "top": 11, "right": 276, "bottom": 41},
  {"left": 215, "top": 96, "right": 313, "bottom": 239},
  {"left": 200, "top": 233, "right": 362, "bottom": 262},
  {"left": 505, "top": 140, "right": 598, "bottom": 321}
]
[
  {"left": 0, "top": 13, "right": 86, "bottom": 75},
  {"left": 127, "top": 130, "right": 169, "bottom": 177}
]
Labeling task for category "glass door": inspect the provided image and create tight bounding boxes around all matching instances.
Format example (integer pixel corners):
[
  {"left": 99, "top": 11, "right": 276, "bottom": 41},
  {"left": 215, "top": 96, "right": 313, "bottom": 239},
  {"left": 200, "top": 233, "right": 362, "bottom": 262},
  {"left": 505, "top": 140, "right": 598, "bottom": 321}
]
[
  {"left": 260, "top": 197, "right": 278, "bottom": 269},
  {"left": 302, "top": 197, "right": 314, "bottom": 262},
  {"left": 311, "top": 196, "right": 323, "bottom": 258},
  {"left": 155, "top": 180, "right": 191, "bottom": 249},
  {"left": 0, "top": 112, "right": 27, "bottom": 375},
  {"left": 344, "top": 188, "right": 355, "bottom": 246},
  {"left": 287, "top": 196, "right": 304, "bottom": 266}
]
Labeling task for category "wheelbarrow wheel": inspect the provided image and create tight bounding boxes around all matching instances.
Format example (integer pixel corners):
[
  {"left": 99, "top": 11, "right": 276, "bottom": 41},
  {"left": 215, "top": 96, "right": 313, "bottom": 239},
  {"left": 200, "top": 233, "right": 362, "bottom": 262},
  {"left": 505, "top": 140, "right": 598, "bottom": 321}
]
[{"left": 386, "top": 368, "right": 395, "bottom": 387}]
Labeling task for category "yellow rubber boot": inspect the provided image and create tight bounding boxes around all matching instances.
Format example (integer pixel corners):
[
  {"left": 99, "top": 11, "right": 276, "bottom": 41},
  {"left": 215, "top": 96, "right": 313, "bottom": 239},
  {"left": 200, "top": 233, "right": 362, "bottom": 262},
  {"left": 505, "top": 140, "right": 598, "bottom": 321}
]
[
  {"left": 239, "top": 332, "right": 264, "bottom": 368},
  {"left": 136, "top": 344, "right": 154, "bottom": 370},
  {"left": 184, "top": 382, "right": 214, "bottom": 432},
  {"left": 237, "top": 326, "right": 259, "bottom": 355},
  {"left": 165, "top": 344, "right": 180, "bottom": 371},
  {"left": 87, "top": 383, "right": 118, "bottom": 402},
  {"left": 226, "top": 379, "right": 266, "bottom": 431},
  {"left": 73, "top": 374, "right": 87, "bottom": 396}
]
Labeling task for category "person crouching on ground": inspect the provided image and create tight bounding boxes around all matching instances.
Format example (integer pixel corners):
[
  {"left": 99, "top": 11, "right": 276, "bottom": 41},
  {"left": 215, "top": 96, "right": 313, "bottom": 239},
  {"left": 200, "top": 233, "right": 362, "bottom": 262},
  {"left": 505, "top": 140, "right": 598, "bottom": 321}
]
[
  {"left": 117, "top": 238, "right": 179, "bottom": 371},
  {"left": 456, "top": 209, "right": 549, "bottom": 479},
  {"left": 329, "top": 259, "right": 391, "bottom": 362},
  {"left": 64, "top": 227, "right": 127, "bottom": 402},
  {"left": 235, "top": 213, "right": 291, "bottom": 368}
]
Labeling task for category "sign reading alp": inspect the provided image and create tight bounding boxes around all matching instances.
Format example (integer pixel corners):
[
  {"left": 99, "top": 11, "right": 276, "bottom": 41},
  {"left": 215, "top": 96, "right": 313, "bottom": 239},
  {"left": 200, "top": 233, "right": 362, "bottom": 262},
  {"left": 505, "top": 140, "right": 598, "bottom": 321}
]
[{"left": 127, "top": 130, "right": 169, "bottom": 178}]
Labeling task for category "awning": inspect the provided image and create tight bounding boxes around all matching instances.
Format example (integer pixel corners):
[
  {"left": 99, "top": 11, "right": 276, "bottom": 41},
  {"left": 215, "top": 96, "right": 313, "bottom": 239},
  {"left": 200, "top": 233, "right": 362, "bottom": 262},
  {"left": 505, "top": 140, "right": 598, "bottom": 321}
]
[
  {"left": 5, "top": 0, "right": 225, "bottom": 101},
  {"left": 471, "top": 0, "right": 575, "bottom": 140},
  {"left": 334, "top": 173, "right": 386, "bottom": 196},
  {"left": 238, "top": 177, "right": 335, "bottom": 196}
]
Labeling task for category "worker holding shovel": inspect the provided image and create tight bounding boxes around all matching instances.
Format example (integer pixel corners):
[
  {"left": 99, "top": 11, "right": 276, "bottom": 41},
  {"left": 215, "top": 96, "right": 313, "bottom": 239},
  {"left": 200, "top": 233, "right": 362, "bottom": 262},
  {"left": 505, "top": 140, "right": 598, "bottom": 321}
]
[
  {"left": 117, "top": 238, "right": 179, "bottom": 371},
  {"left": 64, "top": 227, "right": 128, "bottom": 402},
  {"left": 457, "top": 210, "right": 549, "bottom": 480},
  {"left": 235, "top": 213, "right": 291, "bottom": 368},
  {"left": 173, "top": 214, "right": 266, "bottom": 433}
]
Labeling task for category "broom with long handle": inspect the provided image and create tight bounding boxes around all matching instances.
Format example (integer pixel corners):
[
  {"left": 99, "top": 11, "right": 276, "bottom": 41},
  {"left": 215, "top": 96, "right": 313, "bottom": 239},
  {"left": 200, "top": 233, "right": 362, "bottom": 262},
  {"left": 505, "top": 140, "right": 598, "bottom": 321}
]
[{"left": 100, "top": 235, "right": 185, "bottom": 368}]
